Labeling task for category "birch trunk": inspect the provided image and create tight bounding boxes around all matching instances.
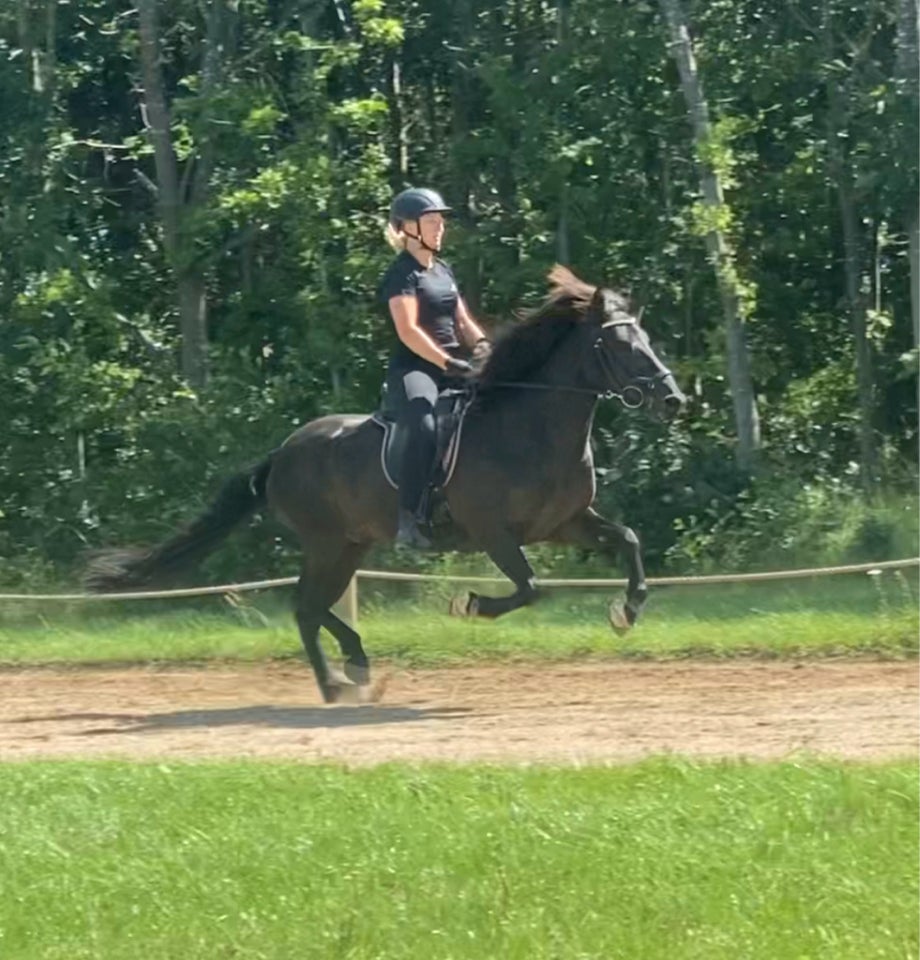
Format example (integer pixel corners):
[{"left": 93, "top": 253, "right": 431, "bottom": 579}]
[{"left": 659, "top": 0, "right": 761, "bottom": 471}]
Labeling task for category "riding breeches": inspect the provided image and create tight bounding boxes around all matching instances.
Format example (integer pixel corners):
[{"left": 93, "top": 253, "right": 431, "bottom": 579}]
[{"left": 385, "top": 362, "right": 446, "bottom": 514}]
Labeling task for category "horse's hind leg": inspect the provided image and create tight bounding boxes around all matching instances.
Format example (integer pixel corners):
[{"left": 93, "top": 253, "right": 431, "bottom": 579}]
[
  {"left": 294, "top": 542, "right": 350, "bottom": 702},
  {"left": 296, "top": 540, "right": 372, "bottom": 702},
  {"left": 320, "top": 542, "right": 371, "bottom": 685},
  {"left": 450, "top": 531, "right": 540, "bottom": 619},
  {"left": 295, "top": 576, "right": 339, "bottom": 703}
]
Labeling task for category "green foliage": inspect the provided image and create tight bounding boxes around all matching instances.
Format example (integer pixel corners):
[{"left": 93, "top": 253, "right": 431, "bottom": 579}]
[
  {"left": 669, "top": 482, "right": 919, "bottom": 573},
  {"left": 0, "top": 0, "right": 915, "bottom": 585}
]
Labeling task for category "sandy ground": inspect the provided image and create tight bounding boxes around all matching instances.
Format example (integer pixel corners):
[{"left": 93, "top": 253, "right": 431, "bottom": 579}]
[{"left": 1, "top": 659, "right": 916, "bottom": 765}]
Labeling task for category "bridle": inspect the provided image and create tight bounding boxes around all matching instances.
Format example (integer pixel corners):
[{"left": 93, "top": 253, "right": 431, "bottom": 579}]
[
  {"left": 483, "top": 318, "right": 675, "bottom": 410},
  {"left": 591, "top": 318, "right": 674, "bottom": 409}
]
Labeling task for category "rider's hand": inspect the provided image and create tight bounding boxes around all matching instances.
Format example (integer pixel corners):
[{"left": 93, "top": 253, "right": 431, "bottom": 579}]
[
  {"left": 471, "top": 338, "right": 492, "bottom": 368},
  {"left": 444, "top": 357, "right": 474, "bottom": 376}
]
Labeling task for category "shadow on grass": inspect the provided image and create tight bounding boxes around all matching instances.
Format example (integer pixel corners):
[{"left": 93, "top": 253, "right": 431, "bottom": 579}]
[{"left": 12, "top": 704, "right": 472, "bottom": 733}]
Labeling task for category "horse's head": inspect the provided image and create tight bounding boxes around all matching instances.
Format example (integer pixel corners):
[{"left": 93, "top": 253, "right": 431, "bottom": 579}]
[{"left": 583, "top": 288, "right": 685, "bottom": 420}]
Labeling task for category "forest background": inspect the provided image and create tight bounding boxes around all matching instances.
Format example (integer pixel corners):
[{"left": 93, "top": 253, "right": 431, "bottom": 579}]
[{"left": 1, "top": 0, "right": 917, "bottom": 587}]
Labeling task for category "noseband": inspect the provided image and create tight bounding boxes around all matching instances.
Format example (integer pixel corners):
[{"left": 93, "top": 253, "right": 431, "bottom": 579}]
[{"left": 593, "top": 318, "right": 674, "bottom": 410}]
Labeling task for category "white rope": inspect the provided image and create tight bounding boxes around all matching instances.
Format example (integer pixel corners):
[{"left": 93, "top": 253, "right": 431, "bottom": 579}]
[{"left": 0, "top": 557, "right": 916, "bottom": 602}]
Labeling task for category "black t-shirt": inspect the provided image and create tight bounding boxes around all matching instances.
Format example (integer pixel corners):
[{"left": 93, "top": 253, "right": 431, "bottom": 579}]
[{"left": 379, "top": 251, "right": 460, "bottom": 364}]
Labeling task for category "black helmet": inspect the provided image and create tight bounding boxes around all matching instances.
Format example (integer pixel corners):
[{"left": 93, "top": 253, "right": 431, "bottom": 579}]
[{"left": 389, "top": 187, "right": 451, "bottom": 228}]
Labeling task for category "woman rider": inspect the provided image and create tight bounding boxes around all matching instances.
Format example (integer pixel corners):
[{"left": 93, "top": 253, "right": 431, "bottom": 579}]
[{"left": 379, "top": 187, "right": 489, "bottom": 549}]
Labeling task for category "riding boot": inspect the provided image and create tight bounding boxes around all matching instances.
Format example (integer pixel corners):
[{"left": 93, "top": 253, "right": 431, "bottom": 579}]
[{"left": 395, "top": 507, "right": 432, "bottom": 550}]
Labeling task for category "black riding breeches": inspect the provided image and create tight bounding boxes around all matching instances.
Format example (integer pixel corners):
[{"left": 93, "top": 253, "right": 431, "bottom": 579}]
[{"left": 386, "top": 362, "right": 446, "bottom": 514}]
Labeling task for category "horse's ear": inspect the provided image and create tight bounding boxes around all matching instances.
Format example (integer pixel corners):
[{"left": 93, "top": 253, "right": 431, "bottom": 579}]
[{"left": 590, "top": 287, "right": 607, "bottom": 314}]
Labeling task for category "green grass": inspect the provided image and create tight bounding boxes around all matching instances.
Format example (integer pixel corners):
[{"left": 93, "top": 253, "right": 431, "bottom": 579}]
[
  {"left": 0, "top": 572, "right": 915, "bottom": 665},
  {"left": 0, "top": 760, "right": 915, "bottom": 959}
]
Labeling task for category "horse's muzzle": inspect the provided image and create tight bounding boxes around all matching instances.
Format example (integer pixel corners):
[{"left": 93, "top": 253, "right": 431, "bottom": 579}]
[
  {"left": 657, "top": 376, "right": 686, "bottom": 420},
  {"left": 662, "top": 393, "right": 684, "bottom": 419}
]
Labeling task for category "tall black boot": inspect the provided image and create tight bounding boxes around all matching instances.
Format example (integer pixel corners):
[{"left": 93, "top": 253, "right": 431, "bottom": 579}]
[{"left": 395, "top": 507, "right": 432, "bottom": 550}]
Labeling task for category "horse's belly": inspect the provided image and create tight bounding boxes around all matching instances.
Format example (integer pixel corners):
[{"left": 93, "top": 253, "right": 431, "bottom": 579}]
[
  {"left": 519, "top": 480, "right": 595, "bottom": 542},
  {"left": 449, "top": 457, "right": 595, "bottom": 543}
]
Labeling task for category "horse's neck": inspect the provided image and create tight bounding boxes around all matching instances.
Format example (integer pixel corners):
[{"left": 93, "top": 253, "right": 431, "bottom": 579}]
[
  {"left": 528, "top": 332, "right": 599, "bottom": 450},
  {"left": 478, "top": 324, "right": 599, "bottom": 458},
  {"left": 529, "top": 386, "right": 597, "bottom": 455}
]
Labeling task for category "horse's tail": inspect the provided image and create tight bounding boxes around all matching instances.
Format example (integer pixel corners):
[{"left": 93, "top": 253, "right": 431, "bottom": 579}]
[{"left": 85, "top": 455, "right": 274, "bottom": 593}]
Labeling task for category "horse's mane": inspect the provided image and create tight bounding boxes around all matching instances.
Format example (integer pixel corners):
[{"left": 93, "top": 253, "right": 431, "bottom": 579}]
[{"left": 477, "top": 265, "right": 598, "bottom": 389}]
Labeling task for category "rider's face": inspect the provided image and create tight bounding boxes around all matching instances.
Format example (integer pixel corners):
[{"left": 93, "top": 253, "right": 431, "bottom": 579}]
[{"left": 417, "top": 212, "right": 445, "bottom": 251}]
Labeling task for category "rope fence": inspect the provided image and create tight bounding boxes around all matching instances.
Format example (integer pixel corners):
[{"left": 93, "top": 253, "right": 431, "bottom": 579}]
[{"left": 0, "top": 557, "right": 916, "bottom": 603}]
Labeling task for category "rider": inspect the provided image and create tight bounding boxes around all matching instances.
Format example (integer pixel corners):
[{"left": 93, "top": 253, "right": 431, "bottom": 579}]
[{"left": 379, "top": 187, "right": 490, "bottom": 549}]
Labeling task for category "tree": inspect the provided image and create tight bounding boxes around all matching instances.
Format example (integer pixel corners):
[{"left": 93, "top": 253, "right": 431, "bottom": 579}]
[
  {"left": 896, "top": 0, "right": 919, "bottom": 347},
  {"left": 136, "top": 0, "right": 235, "bottom": 388},
  {"left": 658, "top": 0, "right": 761, "bottom": 472}
]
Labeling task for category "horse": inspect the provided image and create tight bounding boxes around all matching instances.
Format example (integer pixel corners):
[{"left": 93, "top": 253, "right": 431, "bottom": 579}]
[{"left": 87, "top": 265, "right": 686, "bottom": 702}]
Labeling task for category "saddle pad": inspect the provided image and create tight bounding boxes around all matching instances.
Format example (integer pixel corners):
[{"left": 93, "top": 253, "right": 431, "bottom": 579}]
[{"left": 370, "top": 395, "right": 471, "bottom": 491}]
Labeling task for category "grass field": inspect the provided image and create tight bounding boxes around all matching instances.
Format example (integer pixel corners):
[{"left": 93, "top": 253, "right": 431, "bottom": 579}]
[
  {"left": 0, "top": 759, "right": 915, "bottom": 960},
  {"left": 0, "top": 572, "right": 915, "bottom": 665}
]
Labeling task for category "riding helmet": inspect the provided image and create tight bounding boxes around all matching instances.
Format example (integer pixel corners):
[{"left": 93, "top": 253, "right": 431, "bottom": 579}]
[{"left": 389, "top": 187, "right": 452, "bottom": 228}]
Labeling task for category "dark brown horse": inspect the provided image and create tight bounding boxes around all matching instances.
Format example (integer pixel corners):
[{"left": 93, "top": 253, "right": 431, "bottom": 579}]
[{"left": 88, "top": 266, "right": 685, "bottom": 702}]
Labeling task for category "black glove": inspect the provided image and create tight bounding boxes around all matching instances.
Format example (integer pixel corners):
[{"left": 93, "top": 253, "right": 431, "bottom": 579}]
[
  {"left": 471, "top": 338, "right": 492, "bottom": 367},
  {"left": 444, "top": 357, "right": 474, "bottom": 376}
]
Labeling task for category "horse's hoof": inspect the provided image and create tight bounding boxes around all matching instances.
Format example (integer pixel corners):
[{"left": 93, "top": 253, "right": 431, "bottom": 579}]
[
  {"left": 344, "top": 660, "right": 370, "bottom": 686},
  {"left": 332, "top": 672, "right": 389, "bottom": 705},
  {"left": 449, "top": 593, "right": 479, "bottom": 618},
  {"left": 326, "top": 665, "right": 353, "bottom": 687},
  {"left": 608, "top": 599, "right": 632, "bottom": 636}
]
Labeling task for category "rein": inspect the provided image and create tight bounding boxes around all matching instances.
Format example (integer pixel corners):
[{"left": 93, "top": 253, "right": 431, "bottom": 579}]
[
  {"left": 471, "top": 316, "right": 674, "bottom": 411},
  {"left": 481, "top": 379, "right": 640, "bottom": 407}
]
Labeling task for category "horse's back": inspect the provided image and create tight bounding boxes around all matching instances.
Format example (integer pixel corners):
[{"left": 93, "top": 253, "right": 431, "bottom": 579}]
[
  {"left": 267, "top": 412, "right": 394, "bottom": 539},
  {"left": 281, "top": 412, "right": 371, "bottom": 448}
]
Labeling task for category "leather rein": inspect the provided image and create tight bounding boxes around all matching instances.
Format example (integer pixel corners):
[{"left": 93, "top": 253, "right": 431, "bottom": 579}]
[{"left": 477, "top": 319, "right": 674, "bottom": 411}]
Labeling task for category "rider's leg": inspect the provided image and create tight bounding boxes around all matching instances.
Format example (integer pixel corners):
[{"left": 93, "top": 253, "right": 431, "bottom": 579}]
[{"left": 396, "top": 368, "right": 439, "bottom": 548}]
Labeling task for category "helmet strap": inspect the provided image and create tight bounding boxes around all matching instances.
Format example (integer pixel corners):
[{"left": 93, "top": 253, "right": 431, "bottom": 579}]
[{"left": 403, "top": 227, "right": 440, "bottom": 255}]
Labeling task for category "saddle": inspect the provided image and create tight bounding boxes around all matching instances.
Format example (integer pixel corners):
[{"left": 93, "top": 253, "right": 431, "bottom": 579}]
[{"left": 370, "top": 385, "right": 473, "bottom": 495}]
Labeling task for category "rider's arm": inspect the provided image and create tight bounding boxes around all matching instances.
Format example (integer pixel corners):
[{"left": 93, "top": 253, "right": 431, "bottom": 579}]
[
  {"left": 389, "top": 295, "right": 452, "bottom": 369},
  {"left": 455, "top": 297, "right": 488, "bottom": 348}
]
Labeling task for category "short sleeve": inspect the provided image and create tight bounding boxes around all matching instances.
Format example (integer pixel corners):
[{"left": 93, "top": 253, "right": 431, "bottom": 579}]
[{"left": 379, "top": 257, "right": 419, "bottom": 304}]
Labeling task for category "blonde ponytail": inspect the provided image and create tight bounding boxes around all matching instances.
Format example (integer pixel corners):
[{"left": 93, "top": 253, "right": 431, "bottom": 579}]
[{"left": 385, "top": 222, "right": 408, "bottom": 252}]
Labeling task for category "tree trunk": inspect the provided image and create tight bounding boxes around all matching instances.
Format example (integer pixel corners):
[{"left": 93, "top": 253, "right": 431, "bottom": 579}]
[
  {"left": 896, "top": 0, "right": 919, "bottom": 82},
  {"left": 896, "top": 0, "right": 920, "bottom": 347},
  {"left": 555, "top": 0, "right": 571, "bottom": 264},
  {"left": 658, "top": 0, "right": 761, "bottom": 471},
  {"left": 496, "top": 0, "right": 527, "bottom": 267},
  {"left": 385, "top": 54, "right": 409, "bottom": 187},
  {"left": 834, "top": 168, "right": 877, "bottom": 488},
  {"left": 910, "top": 213, "right": 920, "bottom": 348},
  {"left": 823, "top": 8, "right": 876, "bottom": 491},
  {"left": 177, "top": 273, "right": 208, "bottom": 392},
  {"left": 19, "top": 0, "right": 58, "bottom": 95},
  {"left": 448, "top": 0, "right": 484, "bottom": 307},
  {"left": 137, "top": 0, "right": 212, "bottom": 389}
]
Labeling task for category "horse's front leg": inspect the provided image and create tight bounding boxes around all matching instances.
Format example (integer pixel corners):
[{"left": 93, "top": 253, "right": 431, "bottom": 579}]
[
  {"left": 556, "top": 508, "right": 648, "bottom": 634},
  {"left": 449, "top": 531, "right": 540, "bottom": 619}
]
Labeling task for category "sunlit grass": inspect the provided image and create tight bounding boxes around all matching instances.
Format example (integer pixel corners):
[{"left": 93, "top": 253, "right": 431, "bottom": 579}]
[
  {"left": 0, "top": 759, "right": 914, "bottom": 960},
  {"left": 0, "top": 571, "right": 914, "bottom": 665}
]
